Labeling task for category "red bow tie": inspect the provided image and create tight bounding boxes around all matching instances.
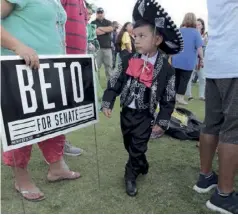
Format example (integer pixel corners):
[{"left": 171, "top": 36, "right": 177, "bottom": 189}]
[{"left": 126, "top": 58, "right": 154, "bottom": 88}]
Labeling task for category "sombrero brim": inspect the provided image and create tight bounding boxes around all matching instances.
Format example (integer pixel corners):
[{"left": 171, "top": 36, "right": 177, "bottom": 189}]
[{"left": 133, "top": 0, "right": 184, "bottom": 55}]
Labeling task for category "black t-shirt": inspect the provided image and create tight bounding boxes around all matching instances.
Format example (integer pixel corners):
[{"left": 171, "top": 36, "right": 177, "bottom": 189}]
[{"left": 91, "top": 19, "right": 112, "bottom": 49}]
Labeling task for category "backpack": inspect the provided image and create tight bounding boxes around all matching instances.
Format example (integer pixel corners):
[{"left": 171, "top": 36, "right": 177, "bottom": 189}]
[
  {"left": 152, "top": 107, "right": 202, "bottom": 141},
  {"left": 165, "top": 107, "right": 202, "bottom": 141}
]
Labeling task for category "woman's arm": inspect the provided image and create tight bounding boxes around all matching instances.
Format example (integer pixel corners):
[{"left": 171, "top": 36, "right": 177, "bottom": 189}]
[
  {"left": 1, "top": 0, "right": 39, "bottom": 69},
  {"left": 125, "top": 43, "right": 132, "bottom": 53},
  {"left": 122, "top": 32, "right": 132, "bottom": 52},
  {"left": 197, "top": 47, "right": 204, "bottom": 59},
  {"left": 197, "top": 47, "right": 204, "bottom": 67},
  {"left": 1, "top": 0, "right": 14, "bottom": 18}
]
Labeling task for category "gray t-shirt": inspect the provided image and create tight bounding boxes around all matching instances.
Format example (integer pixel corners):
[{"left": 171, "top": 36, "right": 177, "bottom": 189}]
[{"left": 204, "top": 0, "right": 238, "bottom": 79}]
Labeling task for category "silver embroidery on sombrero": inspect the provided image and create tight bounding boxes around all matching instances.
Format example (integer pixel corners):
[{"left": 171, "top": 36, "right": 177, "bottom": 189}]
[
  {"left": 138, "top": 0, "right": 146, "bottom": 17},
  {"left": 165, "top": 41, "right": 179, "bottom": 49},
  {"left": 155, "top": 17, "right": 165, "bottom": 28}
]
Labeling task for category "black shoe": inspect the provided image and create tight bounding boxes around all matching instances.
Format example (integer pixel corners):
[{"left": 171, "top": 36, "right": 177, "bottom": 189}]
[
  {"left": 188, "top": 97, "right": 194, "bottom": 101},
  {"left": 193, "top": 172, "right": 218, "bottom": 193},
  {"left": 125, "top": 180, "right": 137, "bottom": 197},
  {"left": 141, "top": 168, "right": 148, "bottom": 175},
  {"left": 206, "top": 189, "right": 238, "bottom": 214},
  {"left": 141, "top": 164, "right": 149, "bottom": 175}
]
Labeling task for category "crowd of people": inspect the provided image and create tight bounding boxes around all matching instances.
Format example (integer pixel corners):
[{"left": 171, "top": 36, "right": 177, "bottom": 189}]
[{"left": 1, "top": 0, "right": 237, "bottom": 214}]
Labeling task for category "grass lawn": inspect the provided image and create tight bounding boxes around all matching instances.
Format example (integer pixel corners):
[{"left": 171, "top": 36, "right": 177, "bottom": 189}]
[{"left": 1, "top": 71, "right": 238, "bottom": 214}]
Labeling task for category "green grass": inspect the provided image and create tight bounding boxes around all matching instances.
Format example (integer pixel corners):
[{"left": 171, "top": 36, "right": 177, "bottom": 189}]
[{"left": 1, "top": 72, "right": 238, "bottom": 214}]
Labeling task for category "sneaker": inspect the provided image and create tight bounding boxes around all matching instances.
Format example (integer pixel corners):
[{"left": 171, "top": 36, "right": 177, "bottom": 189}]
[
  {"left": 188, "top": 97, "right": 194, "bottom": 101},
  {"left": 64, "top": 141, "right": 83, "bottom": 156},
  {"left": 176, "top": 94, "right": 188, "bottom": 105},
  {"left": 193, "top": 172, "right": 218, "bottom": 193},
  {"left": 206, "top": 190, "right": 238, "bottom": 214}
]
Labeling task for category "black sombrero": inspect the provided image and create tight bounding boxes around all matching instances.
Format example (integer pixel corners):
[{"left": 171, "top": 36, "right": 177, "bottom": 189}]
[{"left": 133, "top": 0, "right": 184, "bottom": 55}]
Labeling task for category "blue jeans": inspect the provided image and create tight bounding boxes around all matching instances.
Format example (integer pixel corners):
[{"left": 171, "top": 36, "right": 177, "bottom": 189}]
[{"left": 186, "top": 68, "right": 206, "bottom": 98}]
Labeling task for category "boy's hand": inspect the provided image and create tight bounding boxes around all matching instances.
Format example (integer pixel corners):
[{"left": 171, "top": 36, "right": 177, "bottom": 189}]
[
  {"left": 102, "top": 108, "right": 112, "bottom": 118},
  {"left": 152, "top": 125, "right": 165, "bottom": 135}
]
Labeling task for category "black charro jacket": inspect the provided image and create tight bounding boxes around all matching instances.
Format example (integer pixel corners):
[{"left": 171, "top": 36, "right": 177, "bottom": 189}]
[{"left": 101, "top": 51, "right": 176, "bottom": 130}]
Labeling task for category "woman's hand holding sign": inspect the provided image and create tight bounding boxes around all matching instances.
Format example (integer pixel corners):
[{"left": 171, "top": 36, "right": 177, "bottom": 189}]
[
  {"left": 1, "top": 0, "right": 39, "bottom": 70},
  {"left": 1, "top": 26, "right": 40, "bottom": 70},
  {"left": 14, "top": 43, "right": 40, "bottom": 70}
]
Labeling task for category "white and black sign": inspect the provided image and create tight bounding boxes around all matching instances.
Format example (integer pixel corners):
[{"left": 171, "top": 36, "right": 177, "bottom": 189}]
[{"left": 0, "top": 55, "right": 98, "bottom": 152}]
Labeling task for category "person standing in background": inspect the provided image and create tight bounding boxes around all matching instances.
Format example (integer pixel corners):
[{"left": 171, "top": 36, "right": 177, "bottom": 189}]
[
  {"left": 61, "top": 0, "right": 87, "bottom": 54},
  {"left": 115, "top": 22, "right": 135, "bottom": 59},
  {"left": 61, "top": 0, "right": 88, "bottom": 156},
  {"left": 91, "top": 8, "right": 113, "bottom": 81},
  {"left": 186, "top": 18, "right": 208, "bottom": 101},
  {"left": 1, "top": 0, "right": 81, "bottom": 202},
  {"left": 172, "top": 13, "right": 203, "bottom": 105},
  {"left": 86, "top": 5, "right": 103, "bottom": 108},
  {"left": 112, "top": 21, "right": 119, "bottom": 69},
  {"left": 193, "top": 0, "right": 238, "bottom": 213}
]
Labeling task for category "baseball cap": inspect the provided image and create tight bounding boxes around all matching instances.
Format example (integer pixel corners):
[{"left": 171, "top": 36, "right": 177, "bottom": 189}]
[{"left": 96, "top": 7, "right": 104, "bottom": 13}]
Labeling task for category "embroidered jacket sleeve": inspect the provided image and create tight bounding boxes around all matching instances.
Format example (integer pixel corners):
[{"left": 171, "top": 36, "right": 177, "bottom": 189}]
[
  {"left": 155, "top": 62, "right": 176, "bottom": 130},
  {"left": 101, "top": 56, "right": 126, "bottom": 110}
]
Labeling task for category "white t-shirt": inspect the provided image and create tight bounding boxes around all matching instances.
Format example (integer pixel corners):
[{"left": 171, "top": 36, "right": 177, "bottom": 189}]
[
  {"left": 128, "top": 52, "right": 158, "bottom": 109},
  {"left": 204, "top": 0, "right": 238, "bottom": 79}
]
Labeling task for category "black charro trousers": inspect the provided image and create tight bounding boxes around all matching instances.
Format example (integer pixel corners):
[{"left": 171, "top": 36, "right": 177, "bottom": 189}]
[{"left": 120, "top": 107, "right": 153, "bottom": 180}]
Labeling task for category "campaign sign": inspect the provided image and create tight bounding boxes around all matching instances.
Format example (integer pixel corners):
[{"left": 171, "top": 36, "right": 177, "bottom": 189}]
[{"left": 0, "top": 55, "right": 98, "bottom": 152}]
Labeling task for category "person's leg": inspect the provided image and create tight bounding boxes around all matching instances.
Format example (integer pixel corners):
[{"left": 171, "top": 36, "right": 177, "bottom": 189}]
[
  {"left": 129, "top": 110, "right": 152, "bottom": 177},
  {"left": 96, "top": 49, "right": 103, "bottom": 80},
  {"left": 205, "top": 79, "right": 238, "bottom": 214},
  {"left": 120, "top": 109, "right": 132, "bottom": 153},
  {"left": 198, "top": 68, "right": 206, "bottom": 100},
  {"left": 174, "top": 68, "right": 181, "bottom": 93},
  {"left": 177, "top": 70, "right": 193, "bottom": 105},
  {"left": 121, "top": 108, "right": 152, "bottom": 196},
  {"left": 3, "top": 146, "right": 44, "bottom": 200},
  {"left": 217, "top": 78, "right": 238, "bottom": 193},
  {"left": 103, "top": 48, "right": 113, "bottom": 81},
  {"left": 193, "top": 70, "right": 198, "bottom": 83},
  {"left": 120, "top": 108, "right": 136, "bottom": 196},
  {"left": 63, "top": 138, "right": 83, "bottom": 157},
  {"left": 218, "top": 144, "right": 238, "bottom": 193},
  {"left": 193, "top": 79, "right": 221, "bottom": 193},
  {"left": 199, "top": 134, "right": 219, "bottom": 174},
  {"left": 38, "top": 135, "right": 80, "bottom": 181},
  {"left": 112, "top": 49, "right": 116, "bottom": 69},
  {"left": 186, "top": 70, "right": 194, "bottom": 100}
]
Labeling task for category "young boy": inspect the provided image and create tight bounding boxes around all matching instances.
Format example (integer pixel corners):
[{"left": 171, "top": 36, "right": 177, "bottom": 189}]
[{"left": 101, "top": 0, "right": 184, "bottom": 196}]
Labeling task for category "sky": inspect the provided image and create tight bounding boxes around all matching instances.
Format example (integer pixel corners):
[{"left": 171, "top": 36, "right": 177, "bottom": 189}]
[{"left": 88, "top": 0, "right": 208, "bottom": 28}]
